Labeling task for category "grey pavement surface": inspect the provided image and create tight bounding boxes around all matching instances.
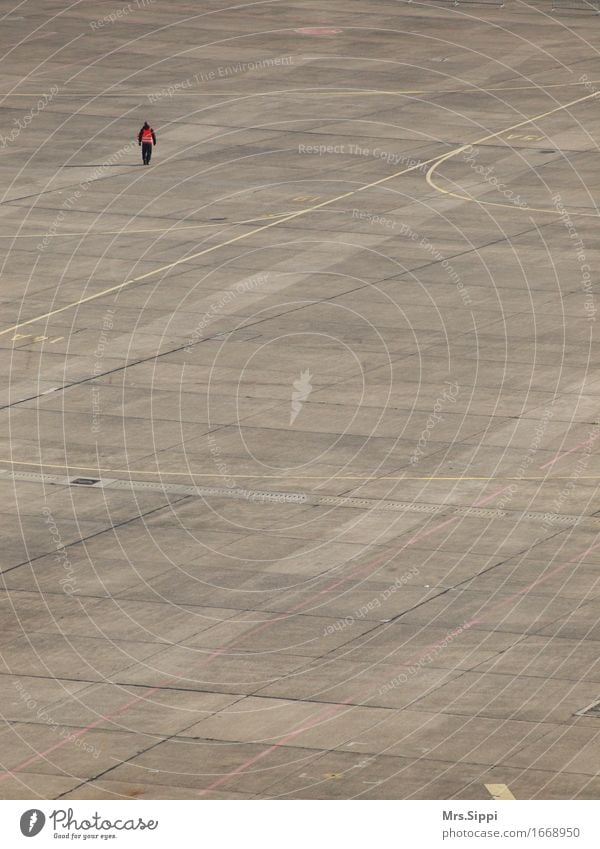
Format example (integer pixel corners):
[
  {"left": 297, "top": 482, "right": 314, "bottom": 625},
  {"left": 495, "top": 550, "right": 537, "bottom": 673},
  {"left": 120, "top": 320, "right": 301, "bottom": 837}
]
[{"left": 1, "top": 0, "right": 600, "bottom": 800}]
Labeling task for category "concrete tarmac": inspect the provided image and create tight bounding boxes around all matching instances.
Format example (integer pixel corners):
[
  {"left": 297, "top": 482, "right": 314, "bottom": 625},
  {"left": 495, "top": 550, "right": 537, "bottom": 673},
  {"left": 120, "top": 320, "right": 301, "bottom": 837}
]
[{"left": 1, "top": 0, "right": 600, "bottom": 800}]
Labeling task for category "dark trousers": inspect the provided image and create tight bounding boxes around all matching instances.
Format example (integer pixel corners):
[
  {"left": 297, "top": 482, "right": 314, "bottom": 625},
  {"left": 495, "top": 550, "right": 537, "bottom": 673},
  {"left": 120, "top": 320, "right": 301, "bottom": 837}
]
[{"left": 141, "top": 142, "right": 152, "bottom": 164}]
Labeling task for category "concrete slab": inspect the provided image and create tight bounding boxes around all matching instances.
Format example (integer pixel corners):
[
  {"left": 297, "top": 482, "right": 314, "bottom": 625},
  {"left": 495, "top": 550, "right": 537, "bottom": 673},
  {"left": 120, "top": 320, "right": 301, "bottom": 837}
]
[{"left": 2, "top": 0, "right": 600, "bottom": 801}]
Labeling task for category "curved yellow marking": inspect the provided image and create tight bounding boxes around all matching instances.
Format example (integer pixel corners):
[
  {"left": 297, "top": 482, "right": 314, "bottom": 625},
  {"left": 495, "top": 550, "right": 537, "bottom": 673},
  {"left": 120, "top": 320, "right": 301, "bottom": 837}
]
[
  {"left": 3, "top": 86, "right": 600, "bottom": 487},
  {"left": 426, "top": 89, "right": 600, "bottom": 217}
]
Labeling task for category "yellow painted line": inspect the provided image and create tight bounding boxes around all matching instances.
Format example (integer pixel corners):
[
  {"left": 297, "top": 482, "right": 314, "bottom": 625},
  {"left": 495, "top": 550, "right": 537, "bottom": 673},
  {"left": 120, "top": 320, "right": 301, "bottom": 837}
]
[
  {"left": 1, "top": 457, "right": 600, "bottom": 483},
  {"left": 0, "top": 211, "right": 295, "bottom": 240},
  {"left": 5, "top": 85, "right": 597, "bottom": 249},
  {"left": 427, "top": 183, "right": 600, "bottom": 219},
  {"left": 426, "top": 176, "right": 600, "bottom": 219},
  {"left": 2, "top": 84, "right": 599, "bottom": 488},
  {"left": 485, "top": 783, "right": 516, "bottom": 800},
  {"left": 314, "top": 81, "right": 600, "bottom": 96},
  {"left": 426, "top": 87, "right": 600, "bottom": 218},
  {"left": 3, "top": 80, "right": 596, "bottom": 97},
  {"left": 0, "top": 151, "right": 449, "bottom": 340}
]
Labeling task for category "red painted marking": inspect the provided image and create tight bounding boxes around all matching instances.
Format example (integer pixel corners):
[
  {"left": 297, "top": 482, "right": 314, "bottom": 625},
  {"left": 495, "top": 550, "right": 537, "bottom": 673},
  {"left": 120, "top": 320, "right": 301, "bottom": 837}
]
[
  {"left": 2, "top": 420, "right": 595, "bottom": 783},
  {"left": 196, "top": 533, "right": 600, "bottom": 795},
  {"left": 474, "top": 484, "right": 514, "bottom": 506},
  {"left": 198, "top": 700, "right": 349, "bottom": 796},
  {"left": 540, "top": 439, "right": 589, "bottom": 470},
  {"left": 0, "top": 686, "right": 161, "bottom": 782},
  {"left": 405, "top": 515, "right": 459, "bottom": 545},
  {"left": 467, "top": 535, "right": 600, "bottom": 630}
]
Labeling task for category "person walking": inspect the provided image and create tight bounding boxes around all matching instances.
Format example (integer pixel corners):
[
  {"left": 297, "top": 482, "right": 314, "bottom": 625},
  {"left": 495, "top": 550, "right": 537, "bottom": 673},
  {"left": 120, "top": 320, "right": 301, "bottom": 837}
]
[{"left": 137, "top": 121, "right": 156, "bottom": 165}]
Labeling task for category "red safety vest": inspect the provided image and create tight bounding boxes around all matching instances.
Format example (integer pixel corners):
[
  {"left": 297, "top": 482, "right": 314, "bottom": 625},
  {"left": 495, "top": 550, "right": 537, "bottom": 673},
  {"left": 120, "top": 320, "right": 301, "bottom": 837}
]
[{"left": 141, "top": 127, "right": 153, "bottom": 143}]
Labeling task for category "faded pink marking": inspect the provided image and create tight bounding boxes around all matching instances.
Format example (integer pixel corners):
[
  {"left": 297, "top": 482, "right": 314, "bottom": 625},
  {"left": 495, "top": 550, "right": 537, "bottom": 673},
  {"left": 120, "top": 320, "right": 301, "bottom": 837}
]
[
  {"left": 540, "top": 439, "right": 589, "bottom": 470},
  {"left": 474, "top": 484, "right": 514, "bottom": 507},
  {"left": 196, "top": 534, "right": 600, "bottom": 795},
  {"left": 0, "top": 584, "right": 344, "bottom": 781},
  {"left": 464, "top": 536, "right": 600, "bottom": 630},
  {"left": 0, "top": 686, "right": 161, "bottom": 782},
  {"left": 406, "top": 515, "right": 459, "bottom": 545},
  {"left": 4, "top": 428, "right": 597, "bottom": 783},
  {"left": 198, "top": 700, "right": 348, "bottom": 796}
]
